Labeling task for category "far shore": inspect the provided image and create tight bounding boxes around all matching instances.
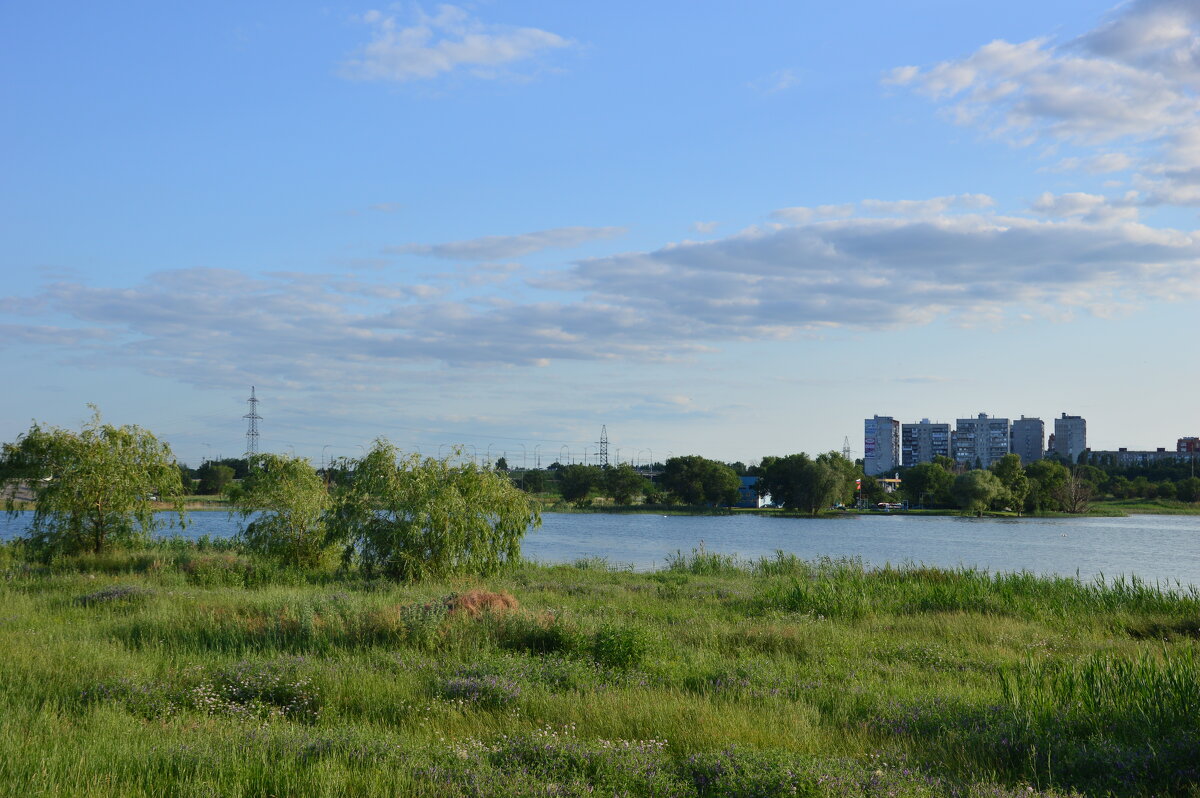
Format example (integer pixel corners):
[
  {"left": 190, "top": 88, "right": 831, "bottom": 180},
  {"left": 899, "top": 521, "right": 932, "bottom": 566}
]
[{"left": 7, "top": 497, "right": 1199, "bottom": 518}]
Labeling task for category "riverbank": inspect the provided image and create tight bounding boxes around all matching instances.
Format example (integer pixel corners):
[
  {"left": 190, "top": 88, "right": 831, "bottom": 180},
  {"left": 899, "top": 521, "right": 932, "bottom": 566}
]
[
  {"left": 15, "top": 494, "right": 1197, "bottom": 518},
  {"left": 1, "top": 543, "right": 1197, "bottom": 797},
  {"left": 537, "top": 501, "right": 1200, "bottom": 519}
]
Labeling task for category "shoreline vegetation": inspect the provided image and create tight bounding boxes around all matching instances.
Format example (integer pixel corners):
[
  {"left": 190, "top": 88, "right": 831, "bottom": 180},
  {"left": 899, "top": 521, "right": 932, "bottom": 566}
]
[
  {"left": 9, "top": 495, "right": 1189, "bottom": 517},
  {"left": 1, "top": 542, "right": 1197, "bottom": 796}
]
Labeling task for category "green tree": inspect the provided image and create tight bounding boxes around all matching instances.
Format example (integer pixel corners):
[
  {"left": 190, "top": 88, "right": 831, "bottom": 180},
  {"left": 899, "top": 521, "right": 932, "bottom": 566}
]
[
  {"left": 990, "top": 454, "right": 1030, "bottom": 515},
  {"left": 1130, "top": 476, "right": 1153, "bottom": 499},
  {"left": 1025, "top": 459, "right": 1070, "bottom": 513},
  {"left": 0, "top": 409, "right": 185, "bottom": 558},
  {"left": 559, "top": 464, "right": 600, "bottom": 505},
  {"left": 660, "top": 456, "right": 740, "bottom": 506},
  {"left": 494, "top": 456, "right": 508, "bottom": 471},
  {"left": 952, "top": 470, "right": 1003, "bottom": 516},
  {"left": 197, "top": 462, "right": 235, "bottom": 495},
  {"left": 1105, "top": 474, "right": 1133, "bottom": 499},
  {"left": 518, "top": 469, "right": 546, "bottom": 494},
  {"left": 900, "top": 461, "right": 955, "bottom": 508},
  {"left": 932, "top": 455, "right": 957, "bottom": 472},
  {"left": 1176, "top": 476, "right": 1200, "bottom": 503},
  {"left": 604, "top": 463, "right": 649, "bottom": 505},
  {"left": 326, "top": 441, "right": 539, "bottom": 581},
  {"left": 818, "top": 452, "right": 861, "bottom": 507},
  {"left": 231, "top": 453, "right": 330, "bottom": 567},
  {"left": 759, "top": 453, "right": 846, "bottom": 516}
]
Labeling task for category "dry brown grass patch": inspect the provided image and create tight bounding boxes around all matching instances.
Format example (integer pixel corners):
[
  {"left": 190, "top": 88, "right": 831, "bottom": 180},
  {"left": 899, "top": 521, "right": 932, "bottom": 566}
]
[{"left": 444, "top": 589, "right": 519, "bottom": 618}]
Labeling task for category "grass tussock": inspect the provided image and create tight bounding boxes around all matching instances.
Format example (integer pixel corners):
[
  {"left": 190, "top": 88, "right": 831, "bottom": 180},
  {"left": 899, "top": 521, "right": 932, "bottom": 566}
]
[{"left": 0, "top": 539, "right": 1197, "bottom": 796}]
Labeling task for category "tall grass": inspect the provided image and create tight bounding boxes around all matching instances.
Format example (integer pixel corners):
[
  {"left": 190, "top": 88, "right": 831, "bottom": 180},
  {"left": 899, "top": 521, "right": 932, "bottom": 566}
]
[{"left": 1, "top": 541, "right": 1196, "bottom": 796}]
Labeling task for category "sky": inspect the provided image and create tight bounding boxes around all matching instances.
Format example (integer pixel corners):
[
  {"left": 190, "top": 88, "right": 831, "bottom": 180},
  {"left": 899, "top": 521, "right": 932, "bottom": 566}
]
[{"left": 2, "top": 0, "right": 1199, "bottom": 468}]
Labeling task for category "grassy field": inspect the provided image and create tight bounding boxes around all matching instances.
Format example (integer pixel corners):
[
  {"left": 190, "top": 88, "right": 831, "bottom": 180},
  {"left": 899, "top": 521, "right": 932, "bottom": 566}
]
[{"left": 2, "top": 542, "right": 1198, "bottom": 797}]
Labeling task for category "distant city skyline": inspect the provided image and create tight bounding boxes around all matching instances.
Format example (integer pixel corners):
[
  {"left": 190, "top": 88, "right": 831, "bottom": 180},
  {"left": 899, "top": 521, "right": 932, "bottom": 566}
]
[{"left": 2, "top": 1, "right": 1198, "bottom": 465}]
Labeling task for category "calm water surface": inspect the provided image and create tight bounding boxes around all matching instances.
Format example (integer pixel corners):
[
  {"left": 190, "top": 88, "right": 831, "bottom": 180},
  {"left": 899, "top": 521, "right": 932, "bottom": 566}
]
[{"left": 2, "top": 511, "right": 1198, "bottom": 588}]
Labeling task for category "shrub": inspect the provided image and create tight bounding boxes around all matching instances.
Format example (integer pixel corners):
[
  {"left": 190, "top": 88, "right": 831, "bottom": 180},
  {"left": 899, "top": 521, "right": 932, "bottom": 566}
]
[
  {"left": 208, "top": 658, "right": 322, "bottom": 722},
  {"left": 398, "top": 600, "right": 450, "bottom": 649},
  {"left": 591, "top": 622, "right": 652, "bottom": 669},
  {"left": 74, "top": 584, "right": 154, "bottom": 606},
  {"left": 495, "top": 610, "right": 584, "bottom": 656},
  {"left": 439, "top": 674, "right": 522, "bottom": 708}
]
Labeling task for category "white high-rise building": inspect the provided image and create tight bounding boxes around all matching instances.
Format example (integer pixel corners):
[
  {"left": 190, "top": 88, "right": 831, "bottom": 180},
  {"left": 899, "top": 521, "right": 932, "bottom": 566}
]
[
  {"left": 953, "top": 413, "right": 1010, "bottom": 469},
  {"left": 864, "top": 415, "right": 901, "bottom": 476},
  {"left": 1053, "top": 413, "right": 1087, "bottom": 463}
]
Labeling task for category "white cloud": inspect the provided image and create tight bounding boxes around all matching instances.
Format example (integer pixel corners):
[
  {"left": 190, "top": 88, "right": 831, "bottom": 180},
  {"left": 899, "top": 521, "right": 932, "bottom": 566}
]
[
  {"left": 691, "top": 221, "right": 720, "bottom": 234},
  {"left": 860, "top": 194, "right": 995, "bottom": 217},
  {"left": 391, "top": 226, "right": 627, "bottom": 260},
  {"left": 342, "top": 5, "right": 571, "bottom": 83},
  {"left": 750, "top": 68, "right": 801, "bottom": 94},
  {"left": 892, "top": 0, "right": 1200, "bottom": 206},
  {"left": 6, "top": 206, "right": 1199, "bottom": 393},
  {"left": 1048, "top": 152, "right": 1134, "bottom": 174},
  {"left": 1029, "top": 192, "right": 1139, "bottom": 223},
  {"left": 770, "top": 204, "right": 854, "bottom": 224}
]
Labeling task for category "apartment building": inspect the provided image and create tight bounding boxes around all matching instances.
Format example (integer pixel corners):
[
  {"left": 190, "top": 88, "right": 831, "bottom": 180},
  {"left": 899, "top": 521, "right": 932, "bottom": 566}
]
[
  {"left": 864, "top": 415, "right": 901, "bottom": 476},
  {"left": 1052, "top": 413, "right": 1087, "bottom": 463},
  {"left": 901, "top": 419, "right": 951, "bottom": 466},
  {"left": 953, "top": 413, "right": 1010, "bottom": 469},
  {"left": 1010, "top": 416, "right": 1045, "bottom": 464}
]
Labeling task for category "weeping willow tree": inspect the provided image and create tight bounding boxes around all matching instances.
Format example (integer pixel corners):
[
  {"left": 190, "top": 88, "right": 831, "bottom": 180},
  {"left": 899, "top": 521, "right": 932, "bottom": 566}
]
[
  {"left": 231, "top": 453, "right": 330, "bottom": 568},
  {"left": 0, "top": 408, "right": 186, "bottom": 558},
  {"left": 326, "top": 440, "right": 539, "bottom": 581}
]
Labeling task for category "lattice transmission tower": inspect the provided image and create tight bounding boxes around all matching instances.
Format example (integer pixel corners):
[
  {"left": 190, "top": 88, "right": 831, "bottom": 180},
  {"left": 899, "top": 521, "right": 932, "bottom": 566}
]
[
  {"left": 243, "top": 386, "right": 262, "bottom": 456},
  {"left": 598, "top": 425, "right": 609, "bottom": 468},
  {"left": 842, "top": 436, "right": 852, "bottom": 461}
]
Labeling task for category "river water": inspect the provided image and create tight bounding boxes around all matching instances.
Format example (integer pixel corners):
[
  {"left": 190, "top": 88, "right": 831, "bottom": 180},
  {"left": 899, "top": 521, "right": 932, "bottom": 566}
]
[{"left": 2, "top": 511, "right": 1198, "bottom": 589}]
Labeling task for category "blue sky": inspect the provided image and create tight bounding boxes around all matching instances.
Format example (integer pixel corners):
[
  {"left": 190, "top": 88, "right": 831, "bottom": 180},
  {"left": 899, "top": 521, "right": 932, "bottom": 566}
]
[{"left": 2, "top": 0, "right": 1198, "bottom": 467}]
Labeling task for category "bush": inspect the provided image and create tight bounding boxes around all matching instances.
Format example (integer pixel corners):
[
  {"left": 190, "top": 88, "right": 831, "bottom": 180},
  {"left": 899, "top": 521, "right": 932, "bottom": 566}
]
[
  {"left": 327, "top": 441, "right": 539, "bottom": 581},
  {"left": 591, "top": 622, "right": 652, "bottom": 669},
  {"left": 495, "top": 610, "right": 584, "bottom": 656},
  {"left": 439, "top": 673, "right": 522, "bottom": 708},
  {"left": 74, "top": 584, "right": 154, "bottom": 606}
]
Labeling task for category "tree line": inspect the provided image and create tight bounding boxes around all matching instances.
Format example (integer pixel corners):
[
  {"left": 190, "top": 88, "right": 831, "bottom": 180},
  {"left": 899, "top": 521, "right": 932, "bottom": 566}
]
[
  {"left": 899, "top": 454, "right": 1200, "bottom": 515},
  {"left": 0, "top": 412, "right": 537, "bottom": 580}
]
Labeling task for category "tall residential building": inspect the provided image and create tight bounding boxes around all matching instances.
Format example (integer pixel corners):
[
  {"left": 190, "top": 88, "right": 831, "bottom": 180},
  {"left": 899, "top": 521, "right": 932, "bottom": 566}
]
[
  {"left": 864, "top": 415, "right": 901, "bottom": 476},
  {"left": 1178, "top": 437, "right": 1200, "bottom": 454},
  {"left": 1010, "top": 416, "right": 1045, "bottom": 464},
  {"left": 1052, "top": 413, "right": 1087, "bottom": 463},
  {"left": 953, "top": 413, "right": 1010, "bottom": 469},
  {"left": 902, "top": 419, "right": 951, "bottom": 466}
]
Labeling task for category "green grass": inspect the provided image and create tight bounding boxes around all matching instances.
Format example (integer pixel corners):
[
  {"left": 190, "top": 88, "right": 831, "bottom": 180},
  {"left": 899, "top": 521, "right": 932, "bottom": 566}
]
[
  {"left": 1092, "top": 498, "right": 1200, "bottom": 515},
  {"left": 1, "top": 544, "right": 1198, "bottom": 796}
]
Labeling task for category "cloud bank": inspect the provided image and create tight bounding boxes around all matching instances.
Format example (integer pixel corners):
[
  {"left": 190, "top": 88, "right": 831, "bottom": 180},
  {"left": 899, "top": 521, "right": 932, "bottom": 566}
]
[{"left": 4, "top": 209, "right": 1197, "bottom": 393}]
